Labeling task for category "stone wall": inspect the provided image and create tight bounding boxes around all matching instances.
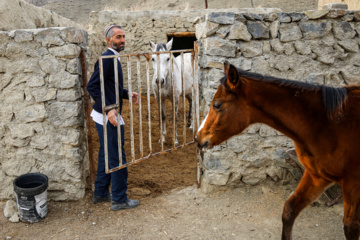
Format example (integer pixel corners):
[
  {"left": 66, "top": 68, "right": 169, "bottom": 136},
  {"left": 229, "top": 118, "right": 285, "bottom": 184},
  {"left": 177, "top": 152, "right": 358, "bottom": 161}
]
[
  {"left": 0, "top": 27, "right": 88, "bottom": 200},
  {"left": 87, "top": 9, "right": 281, "bottom": 92},
  {"left": 196, "top": 9, "right": 360, "bottom": 192}
]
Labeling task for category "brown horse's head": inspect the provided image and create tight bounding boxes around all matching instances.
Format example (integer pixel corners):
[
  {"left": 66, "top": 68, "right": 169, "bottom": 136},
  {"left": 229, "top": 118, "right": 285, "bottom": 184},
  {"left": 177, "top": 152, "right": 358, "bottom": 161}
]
[{"left": 196, "top": 62, "right": 251, "bottom": 151}]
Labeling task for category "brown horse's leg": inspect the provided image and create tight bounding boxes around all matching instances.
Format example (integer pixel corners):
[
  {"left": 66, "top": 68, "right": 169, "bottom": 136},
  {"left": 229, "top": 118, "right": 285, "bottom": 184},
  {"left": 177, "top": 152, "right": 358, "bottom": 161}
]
[
  {"left": 343, "top": 184, "right": 360, "bottom": 240},
  {"left": 282, "top": 170, "right": 331, "bottom": 240}
]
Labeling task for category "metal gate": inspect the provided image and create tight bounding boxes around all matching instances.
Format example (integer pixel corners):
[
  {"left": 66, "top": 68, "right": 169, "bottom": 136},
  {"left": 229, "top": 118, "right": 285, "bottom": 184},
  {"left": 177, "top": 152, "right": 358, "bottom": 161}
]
[{"left": 93, "top": 44, "right": 201, "bottom": 185}]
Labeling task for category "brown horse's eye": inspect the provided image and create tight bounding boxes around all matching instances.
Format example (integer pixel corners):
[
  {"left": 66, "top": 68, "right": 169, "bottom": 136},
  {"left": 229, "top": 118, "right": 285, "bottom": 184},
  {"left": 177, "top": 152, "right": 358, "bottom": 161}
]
[{"left": 213, "top": 102, "right": 222, "bottom": 110}]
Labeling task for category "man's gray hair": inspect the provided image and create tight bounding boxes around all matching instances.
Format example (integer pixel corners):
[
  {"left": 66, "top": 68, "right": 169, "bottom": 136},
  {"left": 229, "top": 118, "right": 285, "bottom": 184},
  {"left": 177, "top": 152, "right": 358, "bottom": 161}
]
[{"left": 104, "top": 25, "right": 123, "bottom": 38}]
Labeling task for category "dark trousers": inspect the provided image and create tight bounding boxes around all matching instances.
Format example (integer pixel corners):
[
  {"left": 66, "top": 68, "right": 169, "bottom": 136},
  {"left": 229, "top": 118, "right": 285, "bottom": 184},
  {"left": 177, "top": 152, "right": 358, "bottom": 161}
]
[{"left": 94, "top": 122, "right": 128, "bottom": 203}]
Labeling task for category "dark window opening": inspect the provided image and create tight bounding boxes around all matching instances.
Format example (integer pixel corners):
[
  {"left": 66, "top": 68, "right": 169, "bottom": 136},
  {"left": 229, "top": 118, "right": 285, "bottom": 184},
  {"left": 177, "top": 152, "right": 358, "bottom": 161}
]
[{"left": 167, "top": 33, "right": 196, "bottom": 57}]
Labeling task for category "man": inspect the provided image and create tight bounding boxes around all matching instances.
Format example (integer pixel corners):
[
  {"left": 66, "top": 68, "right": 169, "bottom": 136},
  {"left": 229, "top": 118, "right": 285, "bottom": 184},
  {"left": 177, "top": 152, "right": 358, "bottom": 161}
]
[{"left": 87, "top": 25, "right": 139, "bottom": 211}]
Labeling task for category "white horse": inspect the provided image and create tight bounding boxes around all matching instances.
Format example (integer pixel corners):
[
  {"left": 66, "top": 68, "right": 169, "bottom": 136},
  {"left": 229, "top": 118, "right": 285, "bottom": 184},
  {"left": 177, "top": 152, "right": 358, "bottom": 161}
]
[{"left": 149, "top": 38, "right": 193, "bottom": 145}]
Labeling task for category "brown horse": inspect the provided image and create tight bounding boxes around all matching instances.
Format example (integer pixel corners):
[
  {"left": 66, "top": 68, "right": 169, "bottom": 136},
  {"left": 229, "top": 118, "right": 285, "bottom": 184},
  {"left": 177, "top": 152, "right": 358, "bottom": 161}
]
[{"left": 195, "top": 62, "right": 360, "bottom": 240}]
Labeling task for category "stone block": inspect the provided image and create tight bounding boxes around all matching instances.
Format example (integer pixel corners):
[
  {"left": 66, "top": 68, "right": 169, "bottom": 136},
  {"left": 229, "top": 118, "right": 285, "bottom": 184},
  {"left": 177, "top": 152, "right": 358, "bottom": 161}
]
[
  {"left": 8, "top": 123, "right": 34, "bottom": 139},
  {"left": 289, "top": 13, "right": 304, "bottom": 22},
  {"left": 317, "top": 54, "right": 335, "bottom": 65},
  {"left": 305, "top": 9, "right": 330, "bottom": 19},
  {"left": 299, "top": 21, "right": 332, "bottom": 39},
  {"left": 323, "top": 3, "right": 348, "bottom": 10},
  {"left": 4, "top": 200, "right": 17, "bottom": 218},
  {"left": 49, "top": 44, "right": 81, "bottom": 59},
  {"left": 341, "top": 68, "right": 360, "bottom": 85},
  {"left": 2, "top": 150, "right": 35, "bottom": 176},
  {"left": 35, "top": 29, "right": 65, "bottom": 47},
  {"left": 228, "top": 22, "right": 251, "bottom": 41},
  {"left": 338, "top": 39, "right": 359, "bottom": 53},
  {"left": 15, "top": 104, "right": 47, "bottom": 123},
  {"left": 294, "top": 41, "right": 312, "bottom": 55},
  {"left": 207, "top": 12, "right": 235, "bottom": 24},
  {"left": 60, "top": 27, "right": 88, "bottom": 44},
  {"left": 302, "top": 73, "right": 325, "bottom": 84},
  {"left": 270, "top": 20, "right": 279, "bottom": 38},
  {"left": 57, "top": 89, "right": 81, "bottom": 101},
  {"left": 216, "top": 26, "right": 231, "bottom": 39},
  {"left": 49, "top": 71, "right": 79, "bottom": 89},
  {"left": 243, "top": 13, "right": 263, "bottom": 21},
  {"left": 39, "top": 55, "right": 66, "bottom": 74},
  {"left": 333, "top": 21, "right": 356, "bottom": 40},
  {"left": 354, "top": 11, "right": 360, "bottom": 21},
  {"left": 49, "top": 101, "right": 82, "bottom": 127},
  {"left": 32, "top": 87, "right": 57, "bottom": 102},
  {"left": 66, "top": 58, "right": 82, "bottom": 74},
  {"left": 204, "top": 37, "right": 236, "bottom": 57},
  {"left": 26, "top": 75, "right": 45, "bottom": 87},
  {"left": 30, "top": 134, "right": 50, "bottom": 150},
  {"left": 247, "top": 21, "right": 270, "bottom": 40},
  {"left": 270, "top": 39, "right": 284, "bottom": 54},
  {"left": 279, "top": 23, "right": 302, "bottom": 42},
  {"left": 14, "top": 30, "right": 33, "bottom": 42},
  {"left": 204, "top": 170, "right": 230, "bottom": 186},
  {"left": 238, "top": 41, "right": 263, "bottom": 58},
  {"left": 326, "top": 9, "right": 347, "bottom": 19},
  {"left": 264, "top": 12, "right": 278, "bottom": 22},
  {"left": 278, "top": 13, "right": 291, "bottom": 23}
]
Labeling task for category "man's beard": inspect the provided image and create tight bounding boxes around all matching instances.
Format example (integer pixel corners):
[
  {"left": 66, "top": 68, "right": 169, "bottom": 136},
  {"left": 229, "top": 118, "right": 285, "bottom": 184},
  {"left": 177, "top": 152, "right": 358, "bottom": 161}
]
[{"left": 111, "top": 40, "right": 125, "bottom": 52}]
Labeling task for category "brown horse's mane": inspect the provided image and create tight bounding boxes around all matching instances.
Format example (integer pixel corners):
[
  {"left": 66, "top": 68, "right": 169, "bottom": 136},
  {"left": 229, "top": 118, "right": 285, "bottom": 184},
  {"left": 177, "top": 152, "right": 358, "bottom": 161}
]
[{"left": 221, "top": 68, "right": 348, "bottom": 119}]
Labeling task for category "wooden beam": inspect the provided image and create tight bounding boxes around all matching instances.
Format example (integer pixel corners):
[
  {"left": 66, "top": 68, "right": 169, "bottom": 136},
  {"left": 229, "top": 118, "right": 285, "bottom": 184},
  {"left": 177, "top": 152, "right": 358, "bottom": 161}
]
[{"left": 167, "top": 32, "right": 195, "bottom": 38}]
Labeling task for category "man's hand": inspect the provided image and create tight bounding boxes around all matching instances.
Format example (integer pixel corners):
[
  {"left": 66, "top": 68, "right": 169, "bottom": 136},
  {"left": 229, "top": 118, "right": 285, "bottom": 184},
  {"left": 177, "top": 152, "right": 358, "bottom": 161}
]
[
  {"left": 107, "top": 109, "right": 117, "bottom": 126},
  {"left": 132, "top": 92, "right": 139, "bottom": 104}
]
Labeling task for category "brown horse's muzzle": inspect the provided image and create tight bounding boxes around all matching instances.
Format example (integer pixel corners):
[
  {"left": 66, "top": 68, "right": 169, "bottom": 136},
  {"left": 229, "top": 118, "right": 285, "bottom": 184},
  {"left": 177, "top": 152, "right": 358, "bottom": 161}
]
[{"left": 194, "top": 133, "right": 210, "bottom": 152}]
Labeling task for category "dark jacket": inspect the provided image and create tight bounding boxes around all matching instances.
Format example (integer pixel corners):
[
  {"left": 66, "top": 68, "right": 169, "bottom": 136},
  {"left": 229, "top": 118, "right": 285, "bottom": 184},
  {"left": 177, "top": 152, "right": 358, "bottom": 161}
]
[{"left": 87, "top": 49, "right": 129, "bottom": 114}]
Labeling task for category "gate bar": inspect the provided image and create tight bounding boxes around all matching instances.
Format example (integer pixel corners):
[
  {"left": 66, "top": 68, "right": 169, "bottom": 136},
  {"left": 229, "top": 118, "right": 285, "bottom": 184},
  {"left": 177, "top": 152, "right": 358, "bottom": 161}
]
[
  {"left": 127, "top": 56, "right": 135, "bottom": 162},
  {"left": 137, "top": 56, "right": 144, "bottom": 158},
  {"left": 157, "top": 53, "right": 164, "bottom": 152},
  {"left": 114, "top": 55, "right": 123, "bottom": 168},
  {"left": 181, "top": 52, "right": 186, "bottom": 146},
  {"left": 99, "top": 57, "right": 110, "bottom": 173},
  {"left": 171, "top": 53, "right": 176, "bottom": 148},
  {"left": 145, "top": 55, "right": 152, "bottom": 153}
]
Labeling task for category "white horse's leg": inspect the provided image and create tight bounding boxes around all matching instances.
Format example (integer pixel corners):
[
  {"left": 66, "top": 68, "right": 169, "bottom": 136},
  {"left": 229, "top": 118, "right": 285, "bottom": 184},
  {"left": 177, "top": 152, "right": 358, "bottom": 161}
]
[
  {"left": 186, "top": 93, "right": 193, "bottom": 130},
  {"left": 174, "top": 96, "right": 179, "bottom": 145},
  {"left": 160, "top": 98, "right": 166, "bottom": 143}
]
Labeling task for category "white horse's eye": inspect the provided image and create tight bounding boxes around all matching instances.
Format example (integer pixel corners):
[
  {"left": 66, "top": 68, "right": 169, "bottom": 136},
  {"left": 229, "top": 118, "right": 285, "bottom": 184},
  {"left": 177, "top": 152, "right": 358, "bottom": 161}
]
[
  {"left": 151, "top": 58, "right": 155, "bottom": 61},
  {"left": 167, "top": 58, "right": 170, "bottom": 61}
]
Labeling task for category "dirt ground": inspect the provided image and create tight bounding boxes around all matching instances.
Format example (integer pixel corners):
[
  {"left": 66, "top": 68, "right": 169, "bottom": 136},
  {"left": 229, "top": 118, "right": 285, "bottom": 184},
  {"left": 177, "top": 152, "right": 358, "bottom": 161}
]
[{"left": 0, "top": 183, "right": 346, "bottom": 239}]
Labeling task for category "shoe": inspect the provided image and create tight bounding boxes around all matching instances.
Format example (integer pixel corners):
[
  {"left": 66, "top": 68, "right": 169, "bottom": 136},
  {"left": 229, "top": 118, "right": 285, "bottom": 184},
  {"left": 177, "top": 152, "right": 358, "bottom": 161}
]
[
  {"left": 92, "top": 194, "right": 112, "bottom": 204},
  {"left": 111, "top": 199, "right": 139, "bottom": 211}
]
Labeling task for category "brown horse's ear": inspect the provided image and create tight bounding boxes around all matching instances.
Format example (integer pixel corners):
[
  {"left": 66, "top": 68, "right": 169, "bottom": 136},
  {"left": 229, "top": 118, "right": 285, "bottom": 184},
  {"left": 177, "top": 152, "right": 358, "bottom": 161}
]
[{"left": 224, "top": 62, "right": 240, "bottom": 92}]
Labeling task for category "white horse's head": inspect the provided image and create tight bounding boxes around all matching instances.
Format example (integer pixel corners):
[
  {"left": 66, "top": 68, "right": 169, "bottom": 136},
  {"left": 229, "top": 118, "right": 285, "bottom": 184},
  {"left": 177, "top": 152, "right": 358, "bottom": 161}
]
[{"left": 149, "top": 38, "right": 173, "bottom": 88}]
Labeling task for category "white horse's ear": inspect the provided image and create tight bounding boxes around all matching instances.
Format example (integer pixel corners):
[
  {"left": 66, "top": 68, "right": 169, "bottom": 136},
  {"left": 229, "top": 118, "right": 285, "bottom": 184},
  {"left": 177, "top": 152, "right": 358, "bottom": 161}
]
[
  {"left": 149, "top": 40, "right": 156, "bottom": 52},
  {"left": 166, "top": 38, "right": 173, "bottom": 51}
]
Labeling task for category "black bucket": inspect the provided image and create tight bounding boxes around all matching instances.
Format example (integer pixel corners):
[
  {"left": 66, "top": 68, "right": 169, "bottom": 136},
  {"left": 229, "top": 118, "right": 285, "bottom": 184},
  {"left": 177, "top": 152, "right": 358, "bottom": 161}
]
[{"left": 13, "top": 173, "right": 48, "bottom": 223}]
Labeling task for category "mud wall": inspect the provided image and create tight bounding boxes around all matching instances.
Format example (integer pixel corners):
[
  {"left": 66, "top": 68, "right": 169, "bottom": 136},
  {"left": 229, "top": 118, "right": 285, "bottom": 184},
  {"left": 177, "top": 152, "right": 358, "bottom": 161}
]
[{"left": 196, "top": 9, "right": 360, "bottom": 192}]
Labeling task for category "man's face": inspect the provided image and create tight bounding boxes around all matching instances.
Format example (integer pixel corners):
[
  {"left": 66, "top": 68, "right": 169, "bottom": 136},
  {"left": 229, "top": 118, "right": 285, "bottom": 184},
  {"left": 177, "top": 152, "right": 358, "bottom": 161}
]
[{"left": 107, "top": 28, "right": 125, "bottom": 52}]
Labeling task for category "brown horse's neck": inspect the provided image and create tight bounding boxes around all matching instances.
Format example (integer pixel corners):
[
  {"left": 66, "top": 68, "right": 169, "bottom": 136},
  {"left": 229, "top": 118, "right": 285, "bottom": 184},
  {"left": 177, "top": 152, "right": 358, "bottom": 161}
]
[{"left": 244, "top": 79, "right": 326, "bottom": 143}]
